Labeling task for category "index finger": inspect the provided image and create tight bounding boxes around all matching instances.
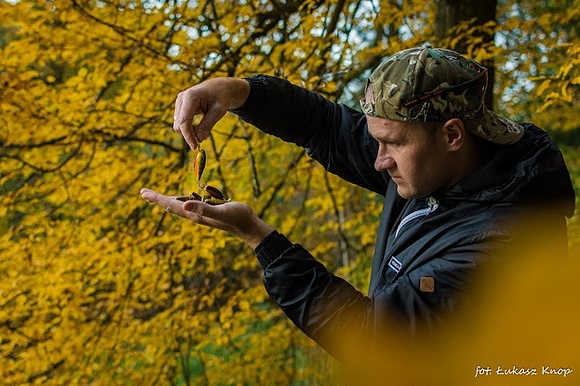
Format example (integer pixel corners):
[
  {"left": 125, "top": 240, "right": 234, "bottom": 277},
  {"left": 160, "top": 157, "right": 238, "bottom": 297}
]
[
  {"left": 174, "top": 91, "right": 200, "bottom": 150},
  {"left": 173, "top": 92, "right": 183, "bottom": 132}
]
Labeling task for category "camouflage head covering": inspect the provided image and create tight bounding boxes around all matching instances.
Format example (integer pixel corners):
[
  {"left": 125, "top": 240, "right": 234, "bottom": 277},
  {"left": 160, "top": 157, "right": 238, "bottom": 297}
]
[{"left": 360, "top": 46, "right": 524, "bottom": 145}]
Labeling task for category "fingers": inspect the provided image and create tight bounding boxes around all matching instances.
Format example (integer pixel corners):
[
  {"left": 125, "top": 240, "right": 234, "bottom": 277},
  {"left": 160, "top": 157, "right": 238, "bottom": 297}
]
[
  {"left": 140, "top": 188, "right": 225, "bottom": 230},
  {"left": 195, "top": 105, "right": 227, "bottom": 143},
  {"left": 173, "top": 94, "right": 182, "bottom": 131},
  {"left": 181, "top": 123, "right": 200, "bottom": 151},
  {"left": 140, "top": 188, "right": 184, "bottom": 216},
  {"left": 173, "top": 82, "right": 231, "bottom": 150},
  {"left": 173, "top": 92, "right": 199, "bottom": 150}
]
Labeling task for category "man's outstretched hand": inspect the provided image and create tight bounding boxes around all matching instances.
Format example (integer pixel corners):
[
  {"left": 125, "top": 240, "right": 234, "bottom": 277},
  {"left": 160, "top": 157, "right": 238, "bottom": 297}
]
[
  {"left": 140, "top": 188, "right": 274, "bottom": 249},
  {"left": 173, "top": 77, "right": 251, "bottom": 150}
]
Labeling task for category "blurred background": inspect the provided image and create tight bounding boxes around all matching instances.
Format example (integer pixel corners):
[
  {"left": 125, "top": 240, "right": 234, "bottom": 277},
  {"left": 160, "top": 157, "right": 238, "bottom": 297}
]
[{"left": 1, "top": 0, "right": 578, "bottom": 384}]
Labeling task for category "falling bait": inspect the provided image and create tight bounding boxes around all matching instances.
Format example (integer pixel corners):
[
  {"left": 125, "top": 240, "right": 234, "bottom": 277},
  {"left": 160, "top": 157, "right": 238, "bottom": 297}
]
[{"left": 194, "top": 147, "right": 207, "bottom": 183}]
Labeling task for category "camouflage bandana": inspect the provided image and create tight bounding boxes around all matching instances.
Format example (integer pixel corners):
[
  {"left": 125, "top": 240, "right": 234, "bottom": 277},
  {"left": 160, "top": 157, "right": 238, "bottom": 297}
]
[{"left": 360, "top": 46, "right": 524, "bottom": 145}]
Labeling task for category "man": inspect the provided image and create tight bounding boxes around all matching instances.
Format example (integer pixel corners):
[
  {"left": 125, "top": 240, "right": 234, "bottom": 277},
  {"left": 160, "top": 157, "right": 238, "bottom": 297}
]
[{"left": 140, "top": 47, "right": 575, "bottom": 361}]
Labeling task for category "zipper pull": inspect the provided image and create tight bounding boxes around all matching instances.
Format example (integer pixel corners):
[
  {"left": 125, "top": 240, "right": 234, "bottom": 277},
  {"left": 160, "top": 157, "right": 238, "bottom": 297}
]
[
  {"left": 427, "top": 196, "right": 438, "bottom": 208},
  {"left": 394, "top": 198, "right": 439, "bottom": 238}
]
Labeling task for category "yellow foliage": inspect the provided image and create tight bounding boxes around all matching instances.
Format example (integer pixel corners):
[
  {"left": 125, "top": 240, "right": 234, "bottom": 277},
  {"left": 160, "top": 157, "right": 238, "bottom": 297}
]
[
  {"left": 531, "top": 43, "right": 579, "bottom": 116},
  {"left": 0, "top": 0, "right": 393, "bottom": 383},
  {"left": 436, "top": 2, "right": 579, "bottom": 132},
  {"left": 1, "top": 0, "right": 578, "bottom": 384}
]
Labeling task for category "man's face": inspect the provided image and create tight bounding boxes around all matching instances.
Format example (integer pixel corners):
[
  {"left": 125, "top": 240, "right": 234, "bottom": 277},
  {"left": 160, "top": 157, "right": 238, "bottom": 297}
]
[{"left": 366, "top": 116, "right": 452, "bottom": 199}]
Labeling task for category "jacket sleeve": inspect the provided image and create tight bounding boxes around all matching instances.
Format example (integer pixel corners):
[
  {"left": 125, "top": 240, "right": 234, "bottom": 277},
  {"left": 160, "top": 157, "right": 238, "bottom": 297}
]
[
  {"left": 231, "top": 74, "right": 387, "bottom": 195},
  {"left": 255, "top": 230, "right": 377, "bottom": 360}
]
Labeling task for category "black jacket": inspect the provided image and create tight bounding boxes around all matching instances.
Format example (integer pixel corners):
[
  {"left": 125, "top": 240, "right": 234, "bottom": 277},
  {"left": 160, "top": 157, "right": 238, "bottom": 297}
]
[{"left": 233, "top": 75, "right": 575, "bottom": 359}]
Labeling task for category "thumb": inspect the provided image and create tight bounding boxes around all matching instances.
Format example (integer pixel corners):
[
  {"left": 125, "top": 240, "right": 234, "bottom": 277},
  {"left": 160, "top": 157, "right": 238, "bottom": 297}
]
[
  {"left": 182, "top": 199, "right": 233, "bottom": 223},
  {"left": 183, "top": 199, "right": 216, "bottom": 217},
  {"left": 195, "top": 104, "right": 228, "bottom": 142},
  {"left": 182, "top": 199, "right": 230, "bottom": 230}
]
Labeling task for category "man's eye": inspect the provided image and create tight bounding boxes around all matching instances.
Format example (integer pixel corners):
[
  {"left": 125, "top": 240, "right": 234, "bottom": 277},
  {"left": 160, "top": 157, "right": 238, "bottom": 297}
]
[{"left": 384, "top": 140, "right": 402, "bottom": 146}]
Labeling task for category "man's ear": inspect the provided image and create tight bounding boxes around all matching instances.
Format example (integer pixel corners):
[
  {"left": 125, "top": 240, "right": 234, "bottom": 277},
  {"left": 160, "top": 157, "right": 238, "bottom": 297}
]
[{"left": 442, "top": 118, "right": 465, "bottom": 151}]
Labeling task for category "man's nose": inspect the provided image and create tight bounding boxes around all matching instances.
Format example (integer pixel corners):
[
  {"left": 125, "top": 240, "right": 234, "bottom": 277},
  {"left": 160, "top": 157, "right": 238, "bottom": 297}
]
[{"left": 374, "top": 153, "right": 396, "bottom": 171}]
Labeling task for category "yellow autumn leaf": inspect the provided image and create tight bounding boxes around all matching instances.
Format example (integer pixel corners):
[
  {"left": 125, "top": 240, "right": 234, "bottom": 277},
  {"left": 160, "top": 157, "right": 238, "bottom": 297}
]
[
  {"left": 238, "top": 299, "right": 250, "bottom": 311},
  {"left": 536, "top": 78, "right": 551, "bottom": 96}
]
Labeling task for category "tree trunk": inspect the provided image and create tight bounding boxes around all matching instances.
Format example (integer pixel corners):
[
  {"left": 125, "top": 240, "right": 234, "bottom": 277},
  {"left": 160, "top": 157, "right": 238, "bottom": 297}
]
[{"left": 435, "top": 0, "right": 497, "bottom": 109}]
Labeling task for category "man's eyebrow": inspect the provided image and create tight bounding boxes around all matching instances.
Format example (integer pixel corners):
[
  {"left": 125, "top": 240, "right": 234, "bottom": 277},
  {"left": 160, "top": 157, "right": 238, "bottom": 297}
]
[{"left": 368, "top": 129, "right": 401, "bottom": 143}]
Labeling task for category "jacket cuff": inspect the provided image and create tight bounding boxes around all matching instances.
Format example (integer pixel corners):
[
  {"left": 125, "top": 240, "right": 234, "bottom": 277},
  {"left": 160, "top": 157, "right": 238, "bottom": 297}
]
[
  {"left": 229, "top": 75, "right": 268, "bottom": 117},
  {"left": 254, "top": 230, "right": 294, "bottom": 269}
]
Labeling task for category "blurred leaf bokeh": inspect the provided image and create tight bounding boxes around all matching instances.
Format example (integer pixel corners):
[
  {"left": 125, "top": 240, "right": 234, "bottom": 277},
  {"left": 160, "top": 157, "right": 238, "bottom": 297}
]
[{"left": 0, "top": 0, "right": 578, "bottom": 384}]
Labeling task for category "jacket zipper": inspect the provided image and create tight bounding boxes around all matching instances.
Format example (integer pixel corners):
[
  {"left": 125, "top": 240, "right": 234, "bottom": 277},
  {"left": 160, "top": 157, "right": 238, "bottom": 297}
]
[{"left": 394, "top": 197, "right": 439, "bottom": 238}]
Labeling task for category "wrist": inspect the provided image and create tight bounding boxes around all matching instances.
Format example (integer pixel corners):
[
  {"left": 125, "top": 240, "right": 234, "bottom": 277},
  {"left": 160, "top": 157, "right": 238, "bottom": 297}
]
[
  {"left": 228, "top": 78, "right": 251, "bottom": 110},
  {"left": 242, "top": 217, "right": 275, "bottom": 249}
]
